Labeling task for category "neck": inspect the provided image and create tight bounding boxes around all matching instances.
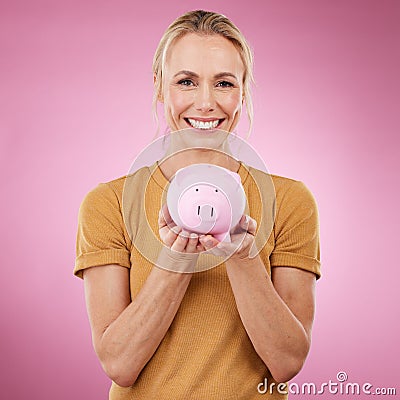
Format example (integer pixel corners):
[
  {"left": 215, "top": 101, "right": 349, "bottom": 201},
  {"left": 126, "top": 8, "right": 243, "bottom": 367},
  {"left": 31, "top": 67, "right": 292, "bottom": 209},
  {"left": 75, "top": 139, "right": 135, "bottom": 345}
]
[
  {"left": 159, "top": 147, "right": 240, "bottom": 181},
  {"left": 158, "top": 129, "right": 240, "bottom": 180}
]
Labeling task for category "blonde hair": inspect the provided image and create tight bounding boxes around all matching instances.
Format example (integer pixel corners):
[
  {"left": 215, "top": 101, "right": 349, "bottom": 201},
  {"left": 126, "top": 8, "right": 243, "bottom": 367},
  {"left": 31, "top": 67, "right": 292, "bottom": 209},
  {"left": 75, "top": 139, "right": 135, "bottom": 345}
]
[{"left": 152, "top": 10, "right": 254, "bottom": 135}]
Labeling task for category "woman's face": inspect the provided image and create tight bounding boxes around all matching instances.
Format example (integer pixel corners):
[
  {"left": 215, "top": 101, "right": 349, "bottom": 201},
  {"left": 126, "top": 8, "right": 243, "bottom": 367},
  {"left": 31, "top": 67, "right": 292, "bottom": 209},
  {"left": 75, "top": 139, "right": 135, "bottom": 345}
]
[{"left": 161, "top": 33, "right": 245, "bottom": 133}]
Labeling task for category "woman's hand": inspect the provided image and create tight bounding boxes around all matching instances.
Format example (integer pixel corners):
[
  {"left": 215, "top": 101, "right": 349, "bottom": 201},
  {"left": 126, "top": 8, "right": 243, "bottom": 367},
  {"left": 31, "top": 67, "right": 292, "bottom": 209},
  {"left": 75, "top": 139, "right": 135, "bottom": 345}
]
[
  {"left": 199, "top": 215, "right": 258, "bottom": 261},
  {"left": 157, "top": 204, "right": 206, "bottom": 273},
  {"left": 158, "top": 204, "right": 206, "bottom": 253}
]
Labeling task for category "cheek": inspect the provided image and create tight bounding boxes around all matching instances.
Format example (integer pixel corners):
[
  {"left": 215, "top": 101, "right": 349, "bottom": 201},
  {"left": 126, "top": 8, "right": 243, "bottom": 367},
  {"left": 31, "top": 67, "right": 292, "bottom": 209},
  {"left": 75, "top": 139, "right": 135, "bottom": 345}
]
[
  {"left": 217, "top": 91, "right": 242, "bottom": 115},
  {"left": 165, "top": 88, "right": 192, "bottom": 116}
]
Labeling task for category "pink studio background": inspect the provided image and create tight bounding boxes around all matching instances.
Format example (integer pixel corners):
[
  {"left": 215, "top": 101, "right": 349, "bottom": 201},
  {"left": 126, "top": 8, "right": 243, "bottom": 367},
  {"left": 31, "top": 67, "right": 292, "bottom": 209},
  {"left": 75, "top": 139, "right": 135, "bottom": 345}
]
[{"left": 1, "top": 0, "right": 399, "bottom": 399}]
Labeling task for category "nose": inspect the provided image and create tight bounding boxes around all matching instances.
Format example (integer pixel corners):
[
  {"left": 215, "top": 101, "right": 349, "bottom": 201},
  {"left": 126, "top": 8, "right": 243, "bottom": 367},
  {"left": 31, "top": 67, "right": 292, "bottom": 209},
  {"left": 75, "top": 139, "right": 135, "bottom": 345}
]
[{"left": 194, "top": 84, "right": 215, "bottom": 112}]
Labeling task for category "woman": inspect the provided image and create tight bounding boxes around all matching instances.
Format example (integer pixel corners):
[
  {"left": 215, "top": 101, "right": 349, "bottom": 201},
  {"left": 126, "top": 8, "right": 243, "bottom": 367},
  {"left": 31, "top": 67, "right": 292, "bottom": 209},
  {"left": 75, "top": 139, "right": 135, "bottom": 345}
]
[{"left": 74, "top": 10, "right": 321, "bottom": 399}]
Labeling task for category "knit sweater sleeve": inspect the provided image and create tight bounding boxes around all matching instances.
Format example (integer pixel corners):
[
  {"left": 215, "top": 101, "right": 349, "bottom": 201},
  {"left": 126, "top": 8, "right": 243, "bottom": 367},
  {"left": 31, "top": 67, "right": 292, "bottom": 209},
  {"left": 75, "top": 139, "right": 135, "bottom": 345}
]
[
  {"left": 270, "top": 180, "right": 321, "bottom": 278},
  {"left": 74, "top": 180, "right": 131, "bottom": 279}
]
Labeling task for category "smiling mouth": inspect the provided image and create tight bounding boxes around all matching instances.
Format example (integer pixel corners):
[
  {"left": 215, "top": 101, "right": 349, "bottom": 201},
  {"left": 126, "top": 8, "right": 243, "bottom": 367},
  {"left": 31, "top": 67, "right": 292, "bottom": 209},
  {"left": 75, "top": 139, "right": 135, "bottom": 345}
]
[{"left": 184, "top": 118, "right": 225, "bottom": 130}]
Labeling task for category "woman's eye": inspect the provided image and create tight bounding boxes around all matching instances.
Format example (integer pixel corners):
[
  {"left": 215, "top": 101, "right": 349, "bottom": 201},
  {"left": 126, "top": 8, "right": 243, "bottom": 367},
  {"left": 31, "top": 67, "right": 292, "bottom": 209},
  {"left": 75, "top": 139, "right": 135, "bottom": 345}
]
[
  {"left": 216, "top": 81, "right": 234, "bottom": 88},
  {"left": 178, "top": 79, "right": 195, "bottom": 86}
]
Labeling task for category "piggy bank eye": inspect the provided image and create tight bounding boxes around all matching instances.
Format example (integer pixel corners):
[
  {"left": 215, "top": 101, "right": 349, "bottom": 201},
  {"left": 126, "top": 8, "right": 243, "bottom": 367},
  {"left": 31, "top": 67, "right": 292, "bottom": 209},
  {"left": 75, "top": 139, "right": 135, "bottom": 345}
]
[
  {"left": 215, "top": 189, "right": 218, "bottom": 192},
  {"left": 195, "top": 188, "right": 199, "bottom": 192}
]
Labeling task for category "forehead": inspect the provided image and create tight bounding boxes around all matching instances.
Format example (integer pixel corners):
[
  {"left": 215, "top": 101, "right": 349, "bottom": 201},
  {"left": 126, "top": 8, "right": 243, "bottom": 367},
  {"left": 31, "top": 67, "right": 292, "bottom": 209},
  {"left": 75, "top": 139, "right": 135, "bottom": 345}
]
[{"left": 165, "top": 33, "right": 244, "bottom": 77}]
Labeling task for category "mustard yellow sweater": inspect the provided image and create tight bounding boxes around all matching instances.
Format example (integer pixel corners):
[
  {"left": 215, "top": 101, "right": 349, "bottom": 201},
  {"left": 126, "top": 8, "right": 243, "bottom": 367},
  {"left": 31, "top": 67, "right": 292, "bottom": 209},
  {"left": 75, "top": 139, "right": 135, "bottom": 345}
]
[{"left": 75, "top": 163, "right": 320, "bottom": 399}]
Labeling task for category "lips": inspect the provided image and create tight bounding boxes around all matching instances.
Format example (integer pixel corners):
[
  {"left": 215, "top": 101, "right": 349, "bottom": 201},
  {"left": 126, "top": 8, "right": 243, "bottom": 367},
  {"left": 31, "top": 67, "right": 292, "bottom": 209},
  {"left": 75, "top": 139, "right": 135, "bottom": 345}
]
[{"left": 185, "top": 118, "right": 225, "bottom": 130}]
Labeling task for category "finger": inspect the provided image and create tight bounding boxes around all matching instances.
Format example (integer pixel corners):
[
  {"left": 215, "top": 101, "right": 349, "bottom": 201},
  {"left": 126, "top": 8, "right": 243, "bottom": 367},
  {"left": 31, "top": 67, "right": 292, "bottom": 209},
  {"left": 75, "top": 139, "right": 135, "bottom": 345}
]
[
  {"left": 160, "top": 203, "right": 174, "bottom": 228},
  {"left": 158, "top": 224, "right": 169, "bottom": 241},
  {"left": 159, "top": 216, "right": 178, "bottom": 242},
  {"left": 185, "top": 232, "right": 199, "bottom": 253},
  {"left": 199, "top": 235, "right": 218, "bottom": 251},
  {"left": 158, "top": 208, "right": 167, "bottom": 228},
  {"left": 240, "top": 215, "right": 257, "bottom": 235},
  {"left": 239, "top": 215, "right": 249, "bottom": 230},
  {"left": 247, "top": 216, "right": 257, "bottom": 235},
  {"left": 158, "top": 206, "right": 170, "bottom": 228},
  {"left": 171, "top": 230, "right": 189, "bottom": 252},
  {"left": 163, "top": 226, "right": 181, "bottom": 248},
  {"left": 196, "top": 243, "right": 206, "bottom": 252},
  {"left": 196, "top": 236, "right": 207, "bottom": 252}
]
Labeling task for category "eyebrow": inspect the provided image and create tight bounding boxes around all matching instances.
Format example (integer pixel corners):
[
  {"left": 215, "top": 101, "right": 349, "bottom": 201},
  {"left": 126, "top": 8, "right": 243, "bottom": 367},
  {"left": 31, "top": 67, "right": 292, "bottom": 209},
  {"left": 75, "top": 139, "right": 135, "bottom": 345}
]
[
  {"left": 173, "top": 70, "right": 239, "bottom": 81},
  {"left": 214, "top": 72, "right": 239, "bottom": 81},
  {"left": 173, "top": 70, "right": 198, "bottom": 78}
]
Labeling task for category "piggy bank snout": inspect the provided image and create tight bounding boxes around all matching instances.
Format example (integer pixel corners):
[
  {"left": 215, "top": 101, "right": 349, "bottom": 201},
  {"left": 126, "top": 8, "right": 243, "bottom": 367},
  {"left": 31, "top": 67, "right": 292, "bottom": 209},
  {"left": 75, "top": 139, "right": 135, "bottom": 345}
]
[
  {"left": 177, "top": 185, "right": 232, "bottom": 232},
  {"left": 196, "top": 203, "right": 216, "bottom": 222}
]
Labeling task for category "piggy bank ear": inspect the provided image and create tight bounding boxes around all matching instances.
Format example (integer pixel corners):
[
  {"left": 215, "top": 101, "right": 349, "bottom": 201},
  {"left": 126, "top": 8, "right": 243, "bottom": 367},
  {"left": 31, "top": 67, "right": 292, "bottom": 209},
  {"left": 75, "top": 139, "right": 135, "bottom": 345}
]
[
  {"left": 174, "top": 167, "right": 191, "bottom": 187},
  {"left": 226, "top": 170, "right": 242, "bottom": 186}
]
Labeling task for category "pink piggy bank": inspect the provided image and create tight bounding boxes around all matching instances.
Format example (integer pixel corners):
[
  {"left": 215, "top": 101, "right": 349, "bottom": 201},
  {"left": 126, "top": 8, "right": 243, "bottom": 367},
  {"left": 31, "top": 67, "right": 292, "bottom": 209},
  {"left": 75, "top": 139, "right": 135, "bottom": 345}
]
[{"left": 166, "top": 164, "right": 246, "bottom": 242}]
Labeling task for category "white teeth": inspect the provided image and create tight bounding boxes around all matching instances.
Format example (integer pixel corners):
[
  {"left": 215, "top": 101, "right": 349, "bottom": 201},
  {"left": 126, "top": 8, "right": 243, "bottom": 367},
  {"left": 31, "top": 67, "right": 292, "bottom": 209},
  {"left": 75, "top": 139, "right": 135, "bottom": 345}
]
[{"left": 188, "top": 118, "right": 220, "bottom": 130}]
